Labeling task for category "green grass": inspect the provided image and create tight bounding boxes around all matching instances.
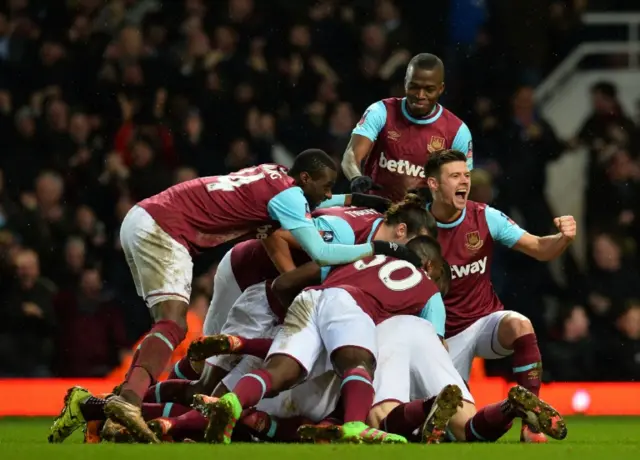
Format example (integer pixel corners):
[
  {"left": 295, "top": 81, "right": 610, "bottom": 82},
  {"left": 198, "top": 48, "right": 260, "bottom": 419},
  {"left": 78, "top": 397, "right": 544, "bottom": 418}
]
[{"left": 1, "top": 417, "right": 639, "bottom": 460}]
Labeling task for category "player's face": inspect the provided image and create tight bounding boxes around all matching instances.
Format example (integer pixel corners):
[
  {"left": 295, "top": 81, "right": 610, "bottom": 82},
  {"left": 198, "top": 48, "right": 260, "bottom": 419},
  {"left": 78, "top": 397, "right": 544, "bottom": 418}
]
[
  {"left": 404, "top": 67, "right": 445, "bottom": 117},
  {"left": 300, "top": 167, "right": 337, "bottom": 209},
  {"left": 432, "top": 161, "right": 470, "bottom": 210}
]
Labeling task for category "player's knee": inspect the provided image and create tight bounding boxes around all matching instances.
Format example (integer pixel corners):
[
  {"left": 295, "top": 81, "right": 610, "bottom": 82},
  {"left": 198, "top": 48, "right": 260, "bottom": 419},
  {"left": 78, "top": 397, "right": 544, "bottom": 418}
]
[
  {"left": 367, "top": 401, "right": 400, "bottom": 428},
  {"left": 331, "top": 347, "right": 375, "bottom": 377},
  {"left": 265, "top": 354, "right": 304, "bottom": 389},
  {"left": 499, "top": 313, "right": 534, "bottom": 346},
  {"left": 151, "top": 300, "right": 189, "bottom": 331}
]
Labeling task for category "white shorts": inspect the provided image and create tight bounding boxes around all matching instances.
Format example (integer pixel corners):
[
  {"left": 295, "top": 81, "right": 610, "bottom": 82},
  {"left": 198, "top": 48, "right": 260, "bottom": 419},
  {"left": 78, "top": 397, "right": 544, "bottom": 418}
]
[
  {"left": 120, "top": 206, "right": 193, "bottom": 308},
  {"left": 373, "top": 316, "right": 474, "bottom": 406},
  {"left": 446, "top": 310, "right": 513, "bottom": 381},
  {"left": 268, "top": 288, "right": 377, "bottom": 374},
  {"left": 202, "top": 249, "right": 241, "bottom": 335},
  {"left": 222, "top": 349, "right": 339, "bottom": 422},
  {"left": 206, "top": 282, "right": 278, "bottom": 371}
]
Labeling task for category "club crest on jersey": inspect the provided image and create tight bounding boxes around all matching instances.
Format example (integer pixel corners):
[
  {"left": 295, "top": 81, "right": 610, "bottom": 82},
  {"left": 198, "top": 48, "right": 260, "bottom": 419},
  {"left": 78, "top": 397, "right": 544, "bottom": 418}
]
[
  {"left": 320, "top": 231, "right": 334, "bottom": 242},
  {"left": 467, "top": 140, "right": 473, "bottom": 158},
  {"left": 427, "top": 136, "right": 446, "bottom": 153},
  {"left": 388, "top": 130, "right": 401, "bottom": 141},
  {"left": 465, "top": 231, "right": 484, "bottom": 252}
]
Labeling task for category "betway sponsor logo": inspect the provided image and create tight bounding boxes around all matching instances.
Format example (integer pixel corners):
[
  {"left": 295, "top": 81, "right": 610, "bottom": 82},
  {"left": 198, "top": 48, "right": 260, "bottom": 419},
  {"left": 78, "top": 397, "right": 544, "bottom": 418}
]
[
  {"left": 379, "top": 152, "right": 425, "bottom": 178},
  {"left": 451, "top": 256, "right": 487, "bottom": 280}
]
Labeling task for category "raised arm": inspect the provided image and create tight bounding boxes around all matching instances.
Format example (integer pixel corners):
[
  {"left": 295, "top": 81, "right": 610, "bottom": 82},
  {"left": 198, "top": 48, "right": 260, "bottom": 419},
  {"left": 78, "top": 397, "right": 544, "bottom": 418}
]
[{"left": 485, "top": 206, "right": 576, "bottom": 262}]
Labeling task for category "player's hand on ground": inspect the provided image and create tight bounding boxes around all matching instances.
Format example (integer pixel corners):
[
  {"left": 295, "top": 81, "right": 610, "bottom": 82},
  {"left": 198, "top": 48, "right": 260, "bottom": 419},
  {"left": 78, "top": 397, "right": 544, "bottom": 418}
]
[
  {"left": 372, "top": 241, "right": 422, "bottom": 267},
  {"left": 554, "top": 215, "right": 576, "bottom": 241},
  {"left": 350, "top": 176, "right": 382, "bottom": 193},
  {"left": 351, "top": 192, "right": 392, "bottom": 212}
]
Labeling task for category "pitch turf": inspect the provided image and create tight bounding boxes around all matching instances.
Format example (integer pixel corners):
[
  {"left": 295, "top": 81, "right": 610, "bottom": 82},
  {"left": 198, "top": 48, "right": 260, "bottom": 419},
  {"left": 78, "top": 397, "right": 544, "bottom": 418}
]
[{"left": 1, "top": 417, "right": 639, "bottom": 460}]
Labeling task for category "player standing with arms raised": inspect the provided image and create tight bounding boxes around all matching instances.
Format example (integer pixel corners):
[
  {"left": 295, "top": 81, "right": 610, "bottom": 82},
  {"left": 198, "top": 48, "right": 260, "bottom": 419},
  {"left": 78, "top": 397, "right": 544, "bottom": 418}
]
[
  {"left": 424, "top": 150, "right": 576, "bottom": 443},
  {"left": 342, "top": 53, "right": 473, "bottom": 201}
]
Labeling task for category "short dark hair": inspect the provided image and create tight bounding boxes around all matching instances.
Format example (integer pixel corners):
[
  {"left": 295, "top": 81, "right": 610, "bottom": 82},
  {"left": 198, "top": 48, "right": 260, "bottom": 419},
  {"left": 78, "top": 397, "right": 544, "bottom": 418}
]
[
  {"left": 289, "top": 149, "right": 337, "bottom": 178},
  {"left": 407, "top": 53, "right": 444, "bottom": 76},
  {"left": 406, "top": 235, "right": 442, "bottom": 267},
  {"left": 384, "top": 193, "right": 437, "bottom": 239},
  {"left": 425, "top": 149, "right": 467, "bottom": 178}
]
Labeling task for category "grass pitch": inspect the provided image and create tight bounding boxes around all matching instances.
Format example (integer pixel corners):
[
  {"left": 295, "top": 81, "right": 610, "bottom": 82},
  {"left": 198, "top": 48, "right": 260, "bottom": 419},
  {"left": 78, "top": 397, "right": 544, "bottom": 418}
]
[{"left": 1, "top": 416, "right": 639, "bottom": 460}]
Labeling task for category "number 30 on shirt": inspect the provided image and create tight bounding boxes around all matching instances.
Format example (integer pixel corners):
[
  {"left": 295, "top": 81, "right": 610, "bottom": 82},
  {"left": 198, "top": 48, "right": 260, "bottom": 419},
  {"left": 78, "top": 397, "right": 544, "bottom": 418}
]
[{"left": 354, "top": 255, "right": 424, "bottom": 291}]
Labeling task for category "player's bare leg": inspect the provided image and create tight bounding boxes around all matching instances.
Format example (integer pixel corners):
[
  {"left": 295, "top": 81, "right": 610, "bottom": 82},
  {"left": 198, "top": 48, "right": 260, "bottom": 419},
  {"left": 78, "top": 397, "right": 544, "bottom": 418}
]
[
  {"left": 420, "top": 384, "right": 464, "bottom": 443},
  {"left": 192, "top": 354, "right": 303, "bottom": 444},
  {"left": 298, "top": 347, "right": 406, "bottom": 444},
  {"left": 104, "top": 299, "right": 188, "bottom": 444},
  {"left": 497, "top": 313, "right": 546, "bottom": 442}
]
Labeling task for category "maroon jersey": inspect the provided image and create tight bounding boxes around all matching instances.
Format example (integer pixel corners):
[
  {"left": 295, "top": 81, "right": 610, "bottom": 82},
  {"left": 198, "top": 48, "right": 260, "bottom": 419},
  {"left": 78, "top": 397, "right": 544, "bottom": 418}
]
[
  {"left": 230, "top": 240, "right": 309, "bottom": 292},
  {"left": 138, "top": 164, "right": 293, "bottom": 254},
  {"left": 312, "top": 207, "right": 383, "bottom": 243},
  {"left": 230, "top": 207, "right": 383, "bottom": 291},
  {"left": 435, "top": 201, "right": 525, "bottom": 338},
  {"left": 316, "top": 255, "right": 438, "bottom": 325},
  {"left": 355, "top": 98, "right": 472, "bottom": 202}
]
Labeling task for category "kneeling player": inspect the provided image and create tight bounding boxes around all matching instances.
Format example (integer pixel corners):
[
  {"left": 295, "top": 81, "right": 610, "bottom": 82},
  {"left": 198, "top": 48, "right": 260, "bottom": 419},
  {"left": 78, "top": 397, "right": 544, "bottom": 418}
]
[
  {"left": 196, "top": 236, "right": 442, "bottom": 444},
  {"left": 368, "top": 315, "right": 567, "bottom": 443}
]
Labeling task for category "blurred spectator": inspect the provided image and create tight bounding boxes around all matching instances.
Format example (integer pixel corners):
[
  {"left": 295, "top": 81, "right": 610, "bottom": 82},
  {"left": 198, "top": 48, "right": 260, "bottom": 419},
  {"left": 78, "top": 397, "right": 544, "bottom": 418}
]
[
  {"left": 584, "top": 232, "right": 640, "bottom": 330},
  {"left": 545, "top": 305, "right": 598, "bottom": 381},
  {"left": 53, "top": 266, "right": 128, "bottom": 377},
  {"left": 599, "top": 301, "right": 640, "bottom": 381},
  {"left": 0, "top": 249, "right": 56, "bottom": 377}
]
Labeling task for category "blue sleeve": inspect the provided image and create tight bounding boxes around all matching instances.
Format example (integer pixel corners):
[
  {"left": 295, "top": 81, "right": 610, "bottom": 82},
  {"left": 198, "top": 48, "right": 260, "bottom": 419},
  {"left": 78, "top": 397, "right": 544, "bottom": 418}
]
[
  {"left": 485, "top": 206, "right": 526, "bottom": 248},
  {"left": 320, "top": 266, "right": 332, "bottom": 283},
  {"left": 352, "top": 101, "right": 387, "bottom": 142},
  {"left": 316, "top": 194, "right": 347, "bottom": 209},
  {"left": 451, "top": 122, "right": 473, "bottom": 170},
  {"left": 418, "top": 292, "right": 447, "bottom": 337},
  {"left": 314, "top": 216, "right": 356, "bottom": 245},
  {"left": 314, "top": 216, "right": 355, "bottom": 280},
  {"left": 289, "top": 226, "right": 373, "bottom": 266},
  {"left": 268, "top": 187, "right": 316, "bottom": 232}
]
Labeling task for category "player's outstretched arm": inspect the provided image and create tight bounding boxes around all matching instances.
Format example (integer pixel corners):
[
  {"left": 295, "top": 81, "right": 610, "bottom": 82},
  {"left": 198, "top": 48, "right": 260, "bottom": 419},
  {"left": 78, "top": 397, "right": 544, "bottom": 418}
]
[
  {"left": 262, "top": 229, "right": 301, "bottom": 273},
  {"left": 485, "top": 206, "right": 576, "bottom": 262},
  {"left": 316, "top": 193, "right": 391, "bottom": 213},
  {"left": 513, "top": 216, "right": 577, "bottom": 262}
]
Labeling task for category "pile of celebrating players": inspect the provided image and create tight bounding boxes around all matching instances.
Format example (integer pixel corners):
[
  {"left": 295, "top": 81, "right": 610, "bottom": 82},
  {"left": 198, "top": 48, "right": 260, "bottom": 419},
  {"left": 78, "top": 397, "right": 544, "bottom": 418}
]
[
  {"left": 48, "top": 149, "right": 574, "bottom": 446},
  {"left": 48, "top": 53, "right": 576, "bottom": 446}
]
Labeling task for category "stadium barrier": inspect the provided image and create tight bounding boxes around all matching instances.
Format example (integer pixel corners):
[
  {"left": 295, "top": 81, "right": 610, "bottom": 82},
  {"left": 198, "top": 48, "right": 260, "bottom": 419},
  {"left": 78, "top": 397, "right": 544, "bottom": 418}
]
[{"left": 1, "top": 378, "right": 639, "bottom": 417}]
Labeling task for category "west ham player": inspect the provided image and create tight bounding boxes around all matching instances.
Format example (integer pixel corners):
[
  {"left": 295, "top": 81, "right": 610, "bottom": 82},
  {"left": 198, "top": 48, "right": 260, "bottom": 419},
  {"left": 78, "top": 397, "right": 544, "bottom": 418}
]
[
  {"left": 342, "top": 53, "right": 473, "bottom": 202},
  {"left": 196, "top": 236, "right": 445, "bottom": 445},
  {"left": 203, "top": 192, "right": 394, "bottom": 337},
  {"left": 368, "top": 316, "right": 567, "bottom": 443},
  {"left": 49, "top": 150, "right": 417, "bottom": 444},
  {"left": 425, "top": 150, "right": 576, "bottom": 443},
  {"left": 145, "top": 195, "right": 436, "bottom": 411}
]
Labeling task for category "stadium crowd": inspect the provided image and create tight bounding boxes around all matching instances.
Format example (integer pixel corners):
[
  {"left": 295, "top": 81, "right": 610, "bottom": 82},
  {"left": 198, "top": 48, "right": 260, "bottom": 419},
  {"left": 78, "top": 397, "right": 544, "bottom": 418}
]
[{"left": 0, "top": 0, "right": 638, "bottom": 383}]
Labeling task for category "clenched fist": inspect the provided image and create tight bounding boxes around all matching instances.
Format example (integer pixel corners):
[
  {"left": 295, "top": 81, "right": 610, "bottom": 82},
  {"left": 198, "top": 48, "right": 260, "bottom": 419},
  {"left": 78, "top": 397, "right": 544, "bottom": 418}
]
[{"left": 554, "top": 215, "right": 576, "bottom": 241}]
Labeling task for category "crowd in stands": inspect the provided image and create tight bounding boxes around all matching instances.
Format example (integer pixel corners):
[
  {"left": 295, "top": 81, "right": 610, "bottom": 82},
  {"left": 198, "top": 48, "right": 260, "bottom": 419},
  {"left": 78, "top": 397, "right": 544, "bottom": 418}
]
[{"left": 0, "top": 0, "right": 638, "bottom": 381}]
